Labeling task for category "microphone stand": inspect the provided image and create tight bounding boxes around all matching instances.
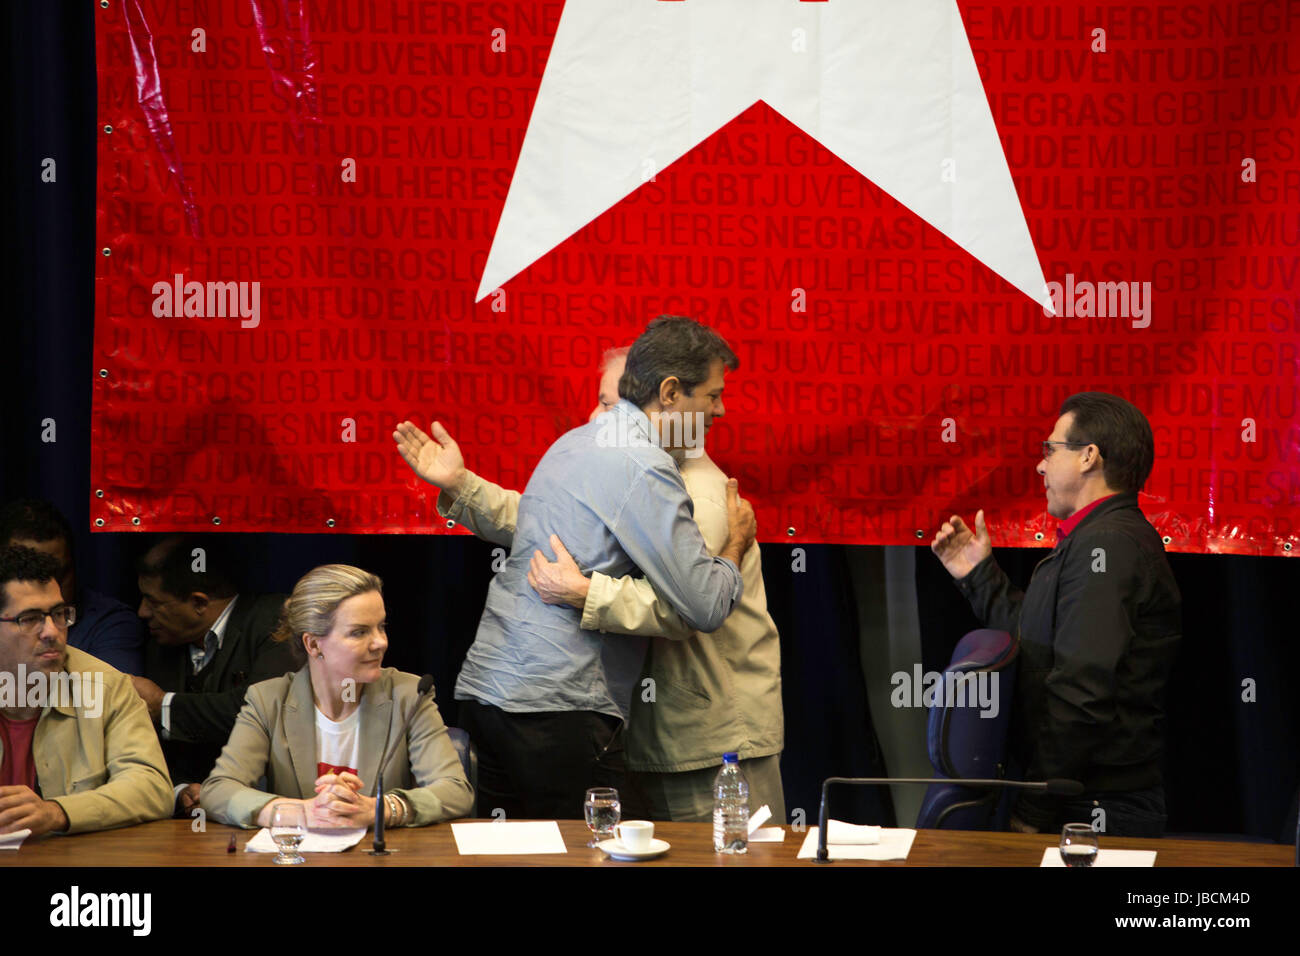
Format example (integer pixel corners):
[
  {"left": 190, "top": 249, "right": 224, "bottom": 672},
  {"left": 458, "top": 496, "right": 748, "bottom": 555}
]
[
  {"left": 366, "top": 675, "right": 437, "bottom": 856},
  {"left": 814, "top": 776, "right": 1083, "bottom": 863},
  {"left": 371, "top": 770, "right": 388, "bottom": 856}
]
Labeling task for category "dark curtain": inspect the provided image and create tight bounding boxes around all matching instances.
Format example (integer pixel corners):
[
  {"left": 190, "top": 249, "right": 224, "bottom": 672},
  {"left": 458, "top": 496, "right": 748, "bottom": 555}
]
[{"left": 4, "top": 2, "right": 1295, "bottom": 839}]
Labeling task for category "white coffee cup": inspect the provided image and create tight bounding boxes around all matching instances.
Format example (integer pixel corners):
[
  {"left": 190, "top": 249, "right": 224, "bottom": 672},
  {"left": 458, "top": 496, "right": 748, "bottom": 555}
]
[{"left": 616, "top": 820, "right": 654, "bottom": 852}]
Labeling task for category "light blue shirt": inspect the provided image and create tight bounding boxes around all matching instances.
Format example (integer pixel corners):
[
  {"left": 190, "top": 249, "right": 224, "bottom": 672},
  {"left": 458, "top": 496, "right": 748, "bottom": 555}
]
[{"left": 452, "top": 401, "right": 744, "bottom": 721}]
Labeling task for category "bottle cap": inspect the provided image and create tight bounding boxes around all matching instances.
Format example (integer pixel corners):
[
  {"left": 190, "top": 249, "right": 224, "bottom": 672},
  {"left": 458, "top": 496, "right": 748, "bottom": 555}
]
[{"left": 723, "top": 752, "right": 738, "bottom": 763}]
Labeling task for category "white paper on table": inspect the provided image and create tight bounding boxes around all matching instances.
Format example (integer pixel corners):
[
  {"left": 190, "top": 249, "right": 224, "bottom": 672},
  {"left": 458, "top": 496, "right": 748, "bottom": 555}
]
[
  {"left": 244, "top": 827, "right": 367, "bottom": 853},
  {"left": 827, "top": 820, "right": 882, "bottom": 844},
  {"left": 0, "top": 828, "right": 31, "bottom": 850},
  {"left": 747, "top": 805, "right": 771, "bottom": 834},
  {"left": 796, "top": 825, "right": 916, "bottom": 861},
  {"left": 1040, "top": 848, "right": 1156, "bottom": 867},
  {"left": 749, "top": 827, "right": 786, "bottom": 843},
  {"left": 451, "top": 821, "right": 568, "bottom": 855}
]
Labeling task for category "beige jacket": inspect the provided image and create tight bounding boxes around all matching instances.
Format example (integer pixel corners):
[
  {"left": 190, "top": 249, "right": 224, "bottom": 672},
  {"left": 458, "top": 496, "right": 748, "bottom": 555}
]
[
  {"left": 439, "top": 455, "right": 783, "bottom": 773},
  {"left": 16, "top": 646, "right": 174, "bottom": 833},
  {"left": 201, "top": 667, "right": 473, "bottom": 827}
]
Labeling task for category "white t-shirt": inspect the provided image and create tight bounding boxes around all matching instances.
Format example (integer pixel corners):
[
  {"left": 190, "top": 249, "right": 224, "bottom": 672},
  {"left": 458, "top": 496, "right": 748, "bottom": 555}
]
[{"left": 314, "top": 706, "right": 362, "bottom": 779}]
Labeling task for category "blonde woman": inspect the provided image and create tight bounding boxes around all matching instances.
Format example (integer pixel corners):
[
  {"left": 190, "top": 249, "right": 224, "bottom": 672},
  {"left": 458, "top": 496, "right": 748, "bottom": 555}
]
[{"left": 201, "top": 565, "right": 472, "bottom": 828}]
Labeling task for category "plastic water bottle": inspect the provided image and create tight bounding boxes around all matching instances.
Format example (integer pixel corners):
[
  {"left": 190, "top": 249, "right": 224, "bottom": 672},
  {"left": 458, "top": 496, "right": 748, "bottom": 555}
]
[{"left": 712, "top": 752, "right": 749, "bottom": 853}]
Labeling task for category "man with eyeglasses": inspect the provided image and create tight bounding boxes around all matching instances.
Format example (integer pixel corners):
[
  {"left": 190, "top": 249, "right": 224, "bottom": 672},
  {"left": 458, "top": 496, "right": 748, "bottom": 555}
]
[
  {"left": 0, "top": 546, "right": 172, "bottom": 835},
  {"left": 0, "top": 499, "right": 145, "bottom": 675},
  {"left": 930, "top": 392, "right": 1181, "bottom": 837}
]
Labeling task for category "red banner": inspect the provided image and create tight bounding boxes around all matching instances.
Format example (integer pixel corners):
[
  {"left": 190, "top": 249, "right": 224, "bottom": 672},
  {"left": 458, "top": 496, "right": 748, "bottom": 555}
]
[{"left": 94, "top": 1, "right": 1300, "bottom": 554}]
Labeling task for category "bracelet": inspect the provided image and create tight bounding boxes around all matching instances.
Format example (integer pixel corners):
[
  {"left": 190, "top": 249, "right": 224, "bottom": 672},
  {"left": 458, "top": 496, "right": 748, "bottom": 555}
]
[
  {"left": 384, "top": 794, "right": 398, "bottom": 827},
  {"left": 386, "top": 792, "right": 411, "bottom": 828}
]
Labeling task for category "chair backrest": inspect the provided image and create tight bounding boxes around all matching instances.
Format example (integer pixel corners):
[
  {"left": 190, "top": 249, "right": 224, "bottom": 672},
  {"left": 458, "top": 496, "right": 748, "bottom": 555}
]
[
  {"left": 915, "top": 629, "right": 1018, "bottom": 830},
  {"left": 445, "top": 726, "right": 479, "bottom": 818}
]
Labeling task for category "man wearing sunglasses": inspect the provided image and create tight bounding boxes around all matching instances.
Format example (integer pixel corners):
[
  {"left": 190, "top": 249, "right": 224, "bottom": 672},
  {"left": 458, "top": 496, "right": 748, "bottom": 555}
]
[
  {"left": 931, "top": 392, "right": 1181, "bottom": 837},
  {"left": 0, "top": 546, "right": 172, "bottom": 836}
]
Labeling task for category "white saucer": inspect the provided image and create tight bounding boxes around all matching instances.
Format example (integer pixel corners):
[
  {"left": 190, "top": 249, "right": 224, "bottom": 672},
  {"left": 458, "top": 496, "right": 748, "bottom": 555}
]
[{"left": 596, "top": 837, "right": 670, "bottom": 861}]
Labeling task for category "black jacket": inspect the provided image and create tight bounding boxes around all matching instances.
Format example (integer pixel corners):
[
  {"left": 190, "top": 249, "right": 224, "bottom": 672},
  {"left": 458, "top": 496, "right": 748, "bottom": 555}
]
[
  {"left": 955, "top": 493, "right": 1181, "bottom": 828},
  {"left": 143, "top": 593, "right": 296, "bottom": 786}
]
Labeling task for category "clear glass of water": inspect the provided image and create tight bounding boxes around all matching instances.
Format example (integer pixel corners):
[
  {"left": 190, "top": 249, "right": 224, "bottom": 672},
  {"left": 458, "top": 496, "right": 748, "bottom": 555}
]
[
  {"left": 1060, "top": 822, "right": 1099, "bottom": 867},
  {"left": 584, "top": 787, "right": 620, "bottom": 847},
  {"left": 270, "top": 802, "right": 307, "bottom": 865}
]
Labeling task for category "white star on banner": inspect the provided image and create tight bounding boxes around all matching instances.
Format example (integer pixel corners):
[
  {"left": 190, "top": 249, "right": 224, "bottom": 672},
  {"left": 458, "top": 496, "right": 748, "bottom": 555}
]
[{"left": 477, "top": 0, "right": 1048, "bottom": 308}]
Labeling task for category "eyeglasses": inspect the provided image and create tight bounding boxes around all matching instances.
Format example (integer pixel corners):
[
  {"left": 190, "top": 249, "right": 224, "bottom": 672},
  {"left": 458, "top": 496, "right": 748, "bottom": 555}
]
[
  {"left": 0, "top": 605, "right": 76, "bottom": 632},
  {"left": 1041, "top": 440, "right": 1094, "bottom": 459}
]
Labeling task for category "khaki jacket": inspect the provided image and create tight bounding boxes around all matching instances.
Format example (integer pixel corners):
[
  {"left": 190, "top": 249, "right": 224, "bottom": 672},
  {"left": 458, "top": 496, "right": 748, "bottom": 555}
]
[
  {"left": 18, "top": 647, "right": 174, "bottom": 833},
  {"left": 200, "top": 667, "right": 473, "bottom": 827},
  {"left": 439, "top": 455, "right": 783, "bottom": 773}
]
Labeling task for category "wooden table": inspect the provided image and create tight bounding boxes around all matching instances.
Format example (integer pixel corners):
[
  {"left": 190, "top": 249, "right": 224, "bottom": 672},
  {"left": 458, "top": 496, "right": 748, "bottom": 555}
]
[{"left": 4, "top": 820, "right": 1292, "bottom": 866}]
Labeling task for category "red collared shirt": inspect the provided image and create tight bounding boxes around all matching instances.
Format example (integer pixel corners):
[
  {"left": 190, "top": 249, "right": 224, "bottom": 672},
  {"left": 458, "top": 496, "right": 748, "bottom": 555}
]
[{"left": 1056, "top": 493, "right": 1118, "bottom": 541}]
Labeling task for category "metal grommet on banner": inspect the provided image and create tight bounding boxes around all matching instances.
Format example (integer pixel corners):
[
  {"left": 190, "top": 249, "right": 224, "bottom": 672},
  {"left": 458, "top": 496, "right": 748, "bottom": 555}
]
[
  {"left": 101, "top": 247, "right": 111, "bottom": 256},
  {"left": 786, "top": 527, "right": 795, "bottom": 537},
  {"left": 1161, "top": 535, "right": 1172, "bottom": 546},
  {"left": 94, "top": 518, "right": 104, "bottom": 527},
  {"left": 914, "top": 529, "right": 924, "bottom": 539},
  {"left": 103, "top": 125, "right": 113, "bottom": 134},
  {"left": 100, "top": 0, "right": 109, "bottom": 7},
  {"left": 1034, "top": 532, "right": 1044, "bottom": 541},
  {"left": 445, "top": 519, "right": 456, "bottom": 529},
  {"left": 131, "top": 517, "right": 140, "bottom": 526},
  {"left": 211, "top": 516, "right": 221, "bottom": 526},
  {"left": 98, "top": 369, "right": 108, "bottom": 378},
  {"left": 1285, "top": 543, "right": 1293, "bottom": 552},
  {"left": 95, "top": 489, "right": 104, "bottom": 498},
  {"left": 326, "top": 518, "right": 336, "bottom": 528}
]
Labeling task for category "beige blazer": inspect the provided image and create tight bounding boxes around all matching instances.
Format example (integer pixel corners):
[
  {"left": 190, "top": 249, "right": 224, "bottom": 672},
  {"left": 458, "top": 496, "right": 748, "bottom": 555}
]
[
  {"left": 20, "top": 646, "right": 174, "bottom": 833},
  {"left": 201, "top": 667, "right": 473, "bottom": 828}
]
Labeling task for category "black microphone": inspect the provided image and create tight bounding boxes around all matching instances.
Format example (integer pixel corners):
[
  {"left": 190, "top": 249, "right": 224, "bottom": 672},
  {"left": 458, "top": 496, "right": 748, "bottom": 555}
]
[
  {"left": 813, "top": 776, "right": 1084, "bottom": 863},
  {"left": 369, "top": 674, "right": 436, "bottom": 855}
]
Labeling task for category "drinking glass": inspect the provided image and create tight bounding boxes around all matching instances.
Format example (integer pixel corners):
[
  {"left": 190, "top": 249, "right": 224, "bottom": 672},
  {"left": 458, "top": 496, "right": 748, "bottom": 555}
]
[
  {"left": 583, "top": 787, "right": 621, "bottom": 847},
  {"left": 270, "top": 802, "right": 307, "bottom": 865},
  {"left": 1060, "top": 822, "right": 1099, "bottom": 867}
]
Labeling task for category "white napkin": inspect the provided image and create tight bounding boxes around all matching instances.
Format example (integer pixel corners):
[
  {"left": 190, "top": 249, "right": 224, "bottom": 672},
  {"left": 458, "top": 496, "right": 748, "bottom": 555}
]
[
  {"left": 1040, "top": 847, "right": 1157, "bottom": 867},
  {"left": 0, "top": 828, "right": 31, "bottom": 850},
  {"left": 244, "top": 827, "right": 367, "bottom": 853}
]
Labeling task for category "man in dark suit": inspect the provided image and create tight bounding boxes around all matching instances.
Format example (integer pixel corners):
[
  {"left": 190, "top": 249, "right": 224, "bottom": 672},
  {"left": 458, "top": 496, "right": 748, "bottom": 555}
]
[{"left": 130, "top": 535, "right": 295, "bottom": 815}]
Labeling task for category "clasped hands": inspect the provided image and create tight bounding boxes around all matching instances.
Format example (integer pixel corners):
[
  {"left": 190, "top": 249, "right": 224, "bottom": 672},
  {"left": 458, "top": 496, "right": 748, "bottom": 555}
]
[{"left": 276, "top": 772, "right": 378, "bottom": 830}]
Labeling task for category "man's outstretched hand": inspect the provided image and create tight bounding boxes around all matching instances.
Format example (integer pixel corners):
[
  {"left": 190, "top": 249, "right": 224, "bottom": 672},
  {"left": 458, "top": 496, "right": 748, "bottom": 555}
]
[
  {"left": 393, "top": 420, "right": 468, "bottom": 497},
  {"left": 930, "top": 510, "right": 992, "bottom": 581}
]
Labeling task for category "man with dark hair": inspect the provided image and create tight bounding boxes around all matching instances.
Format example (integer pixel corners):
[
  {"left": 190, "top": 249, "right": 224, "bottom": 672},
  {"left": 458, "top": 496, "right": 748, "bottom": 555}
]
[
  {"left": 930, "top": 391, "right": 1181, "bottom": 837},
  {"left": 132, "top": 535, "right": 293, "bottom": 815},
  {"left": 401, "top": 341, "right": 786, "bottom": 823},
  {"left": 616, "top": 316, "right": 738, "bottom": 409},
  {"left": 0, "top": 499, "right": 145, "bottom": 674},
  {"left": 395, "top": 316, "right": 756, "bottom": 818},
  {"left": 0, "top": 546, "right": 172, "bottom": 835}
]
